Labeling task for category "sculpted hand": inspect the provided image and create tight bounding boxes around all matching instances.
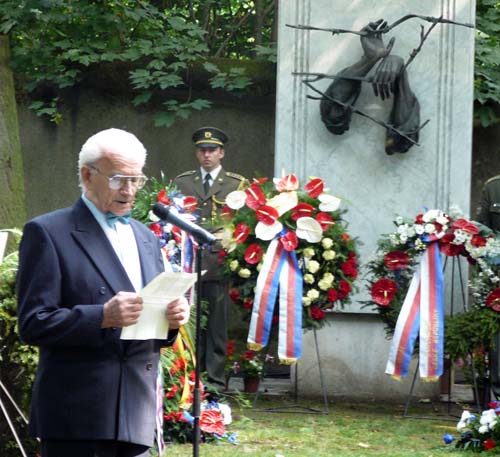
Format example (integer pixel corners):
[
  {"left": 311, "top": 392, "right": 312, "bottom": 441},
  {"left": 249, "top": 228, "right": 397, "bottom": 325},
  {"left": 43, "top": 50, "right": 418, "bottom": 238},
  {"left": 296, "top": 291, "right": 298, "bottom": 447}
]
[
  {"left": 102, "top": 292, "right": 143, "bottom": 328},
  {"left": 166, "top": 297, "right": 190, "bottom": 329},
  {"left": 360, "top": 19, "right": 395, "bottom": 62},
  {"left": 371, "top": 54, "right": 404, "bottom": 100}
]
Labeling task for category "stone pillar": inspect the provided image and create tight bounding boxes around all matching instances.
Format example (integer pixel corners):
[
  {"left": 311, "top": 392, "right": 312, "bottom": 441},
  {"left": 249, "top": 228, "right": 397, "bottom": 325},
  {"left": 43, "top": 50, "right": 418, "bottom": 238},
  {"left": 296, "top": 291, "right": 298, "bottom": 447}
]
[{"left": 276, "top": 1, "right": 476, "bottom": 398}]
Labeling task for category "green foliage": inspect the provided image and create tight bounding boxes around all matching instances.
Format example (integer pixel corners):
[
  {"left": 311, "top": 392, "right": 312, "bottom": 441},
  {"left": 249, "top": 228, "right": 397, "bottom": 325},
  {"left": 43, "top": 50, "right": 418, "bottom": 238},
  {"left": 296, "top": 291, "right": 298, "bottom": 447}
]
[
  {"left": 475, "top": 0, "right": 500, "bottom": 126},
  {"left": 0, "top": 0, "right": 275, "bottom": 125}
]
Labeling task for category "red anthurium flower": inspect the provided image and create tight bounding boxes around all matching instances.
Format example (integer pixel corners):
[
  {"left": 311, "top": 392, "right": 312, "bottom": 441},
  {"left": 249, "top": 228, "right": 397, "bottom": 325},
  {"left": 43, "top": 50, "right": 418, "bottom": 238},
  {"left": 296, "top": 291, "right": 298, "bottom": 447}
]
[
  {"left": 256, "top": 205, "right": 279, "bottom": 225},
  {"left": 384, "top": 251, "right": 411, "bottom": 271},
  {"left": 291, "top": 203, "right": 315, "bottom": 221},
  {"left": 244, "top": 243, "right": 264, "bottom": 264},
  {"left": 371, "top": 278, "right": 398, "bottom": 306},
  {"left": 280, "top": 231, "right": 299, "bottom": 251},
  {"left": 337, "top": 279, "right": 352, "bottom": 300},
  {"left": 486, "top": 288, "right": 500, "bottom": 312},
  {"left": 241, "top": 350, "right": 256, "bottom": 360},
  {"left": 439, "top": 233, "right": 464, "bottom": 256},
  {"left": 484, "top": 439, "right": 496, "bottom": 451},
  {"left": 304, "top": 178, "right": 324, "bottom": 198},
  {"left": 171, "top": 226, "right": 182, "bottom": 244},
  {"left": 246, "top": 183, "right": 267, "bottom": 209},
  {"left": 149, "top": 222, "right": 163, "bottom": 238},
  {"left": 471, "top": 234, "right": 487, "bottom": 247},
  {"left": 489, "top": 400, "right": 499, "bottom": 409},
  {"left": 415, "top": 213, "right": 424, "bottom": 224},
  {"left": 243, "top": 297, "right": 253, "bottom": 309},
  {"left": 275, "top": 174, "right": 299, "bottom": 192},
  {"left": 234, "top": 223, "right": 251, "bottom": 243},
  {"left": 157, "top": 189, "right": 170, "bottom": 205},
  {"left": 183, "top": 196, "right": 197, "bottom": 213},
  {"left": 253, "top": 177, "right": 268, "bottom": 185},
  {"left": 229, "top": 287, "right": 240, "bottom": 303},
  {"left": 310, "top": 306, "right": 326, "bottom": 320},
  {"left": 327, "top": 289, "right": 338, "bottom": 302},
  {"left": 200, "top": 409, "right": 226, "bottom": 436},
  {"left": 316, "top": 212, "right": 335, "bottom": 231},
  {"left": 452, "top": 218, "right": 479, "bottom": 235},
  {"left": 220, "top": 205, "right": 233, "bottom": 220}
]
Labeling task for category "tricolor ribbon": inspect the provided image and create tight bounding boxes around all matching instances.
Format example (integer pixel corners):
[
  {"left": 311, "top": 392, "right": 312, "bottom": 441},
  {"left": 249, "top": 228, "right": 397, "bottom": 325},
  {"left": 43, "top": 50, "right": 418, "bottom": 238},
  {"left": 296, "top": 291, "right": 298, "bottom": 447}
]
[
  {"left": 385, "top": 241, "right": 444, "bottom": 380},
  {"left": 155, "top": 362, "right": 165, "bottom": 455},
  {"left": 181, "top": 231, "right": 197, "bottom": 303},
  {"left": 247, "top": 238, "right": 303, "bottom": 363}
]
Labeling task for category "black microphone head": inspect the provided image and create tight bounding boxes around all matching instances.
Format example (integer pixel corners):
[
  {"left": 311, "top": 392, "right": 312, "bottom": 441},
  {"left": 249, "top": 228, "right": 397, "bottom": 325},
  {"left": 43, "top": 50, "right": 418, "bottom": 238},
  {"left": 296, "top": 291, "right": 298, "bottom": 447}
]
[{"left": 152, "top": 202, "right": 170, "bottom": 220}]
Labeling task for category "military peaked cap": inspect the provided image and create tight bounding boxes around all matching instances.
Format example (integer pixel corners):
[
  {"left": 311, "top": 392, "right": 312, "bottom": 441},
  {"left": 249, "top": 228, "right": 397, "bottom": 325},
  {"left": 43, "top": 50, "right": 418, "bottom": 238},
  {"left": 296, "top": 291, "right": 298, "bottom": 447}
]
[{"left": 192, "top": 126, "right": 228, "bottom": 148}]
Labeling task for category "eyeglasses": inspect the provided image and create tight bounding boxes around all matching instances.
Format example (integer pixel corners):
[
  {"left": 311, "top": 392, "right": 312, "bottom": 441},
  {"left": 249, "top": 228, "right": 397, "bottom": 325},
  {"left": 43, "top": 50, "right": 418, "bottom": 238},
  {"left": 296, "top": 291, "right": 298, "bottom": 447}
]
[{"left": 88, "top": 165, "right": 148, "bottom": 190}]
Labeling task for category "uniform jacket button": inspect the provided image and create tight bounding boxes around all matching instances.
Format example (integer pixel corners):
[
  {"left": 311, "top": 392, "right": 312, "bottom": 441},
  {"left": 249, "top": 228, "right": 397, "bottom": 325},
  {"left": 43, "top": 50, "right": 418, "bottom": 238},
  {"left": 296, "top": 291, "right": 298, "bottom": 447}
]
[
  {"left": 98, "top": 286, "right": 107, "bottom": 295},
  {"left": 146, "top": 363, "right": 153, "bottom": 371}
]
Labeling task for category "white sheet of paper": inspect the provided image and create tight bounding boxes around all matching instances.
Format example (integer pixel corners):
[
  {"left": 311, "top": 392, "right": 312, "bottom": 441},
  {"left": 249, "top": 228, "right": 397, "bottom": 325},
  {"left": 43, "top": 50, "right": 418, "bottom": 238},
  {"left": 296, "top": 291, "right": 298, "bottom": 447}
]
[
  {"left": 0, "top": 232, "right": 8, "bottom": 265},
  {"left": 120, "top": 271, "right": 197, "bottom": 340}
]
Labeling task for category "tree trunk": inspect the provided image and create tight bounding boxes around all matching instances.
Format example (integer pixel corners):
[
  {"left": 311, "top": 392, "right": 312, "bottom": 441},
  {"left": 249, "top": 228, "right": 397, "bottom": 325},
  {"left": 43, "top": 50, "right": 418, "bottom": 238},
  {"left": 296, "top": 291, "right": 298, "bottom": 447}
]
[{"left": 0, "top": 35, "right": 26, "bottom": 229}]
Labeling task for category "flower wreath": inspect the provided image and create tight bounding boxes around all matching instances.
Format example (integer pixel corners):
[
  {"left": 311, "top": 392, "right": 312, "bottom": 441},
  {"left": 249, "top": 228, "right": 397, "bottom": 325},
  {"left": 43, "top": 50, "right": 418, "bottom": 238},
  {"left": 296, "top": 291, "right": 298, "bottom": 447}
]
[
  {"left": 220, "top": 174, "right": 359, "bottom": 334},
  {"left": 365, "top": 207, "right": 500, "bottom": 376}
]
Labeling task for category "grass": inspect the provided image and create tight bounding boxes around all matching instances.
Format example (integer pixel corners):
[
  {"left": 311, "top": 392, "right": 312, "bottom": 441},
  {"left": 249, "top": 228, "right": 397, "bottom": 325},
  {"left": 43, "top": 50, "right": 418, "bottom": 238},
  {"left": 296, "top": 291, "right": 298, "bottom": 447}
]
[{"left": 165, "top": 395, "right": 465, "bottom": 457}]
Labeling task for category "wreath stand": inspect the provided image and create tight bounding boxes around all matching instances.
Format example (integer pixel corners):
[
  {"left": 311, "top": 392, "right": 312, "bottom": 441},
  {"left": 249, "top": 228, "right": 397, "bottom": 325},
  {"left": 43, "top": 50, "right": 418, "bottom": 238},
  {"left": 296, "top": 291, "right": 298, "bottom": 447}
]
[
  {"left": 252, "top": 328, "right": 329, "bottom": 414},
  {"left": 402, "top": 255, "right": 486, "bottom": 420}
]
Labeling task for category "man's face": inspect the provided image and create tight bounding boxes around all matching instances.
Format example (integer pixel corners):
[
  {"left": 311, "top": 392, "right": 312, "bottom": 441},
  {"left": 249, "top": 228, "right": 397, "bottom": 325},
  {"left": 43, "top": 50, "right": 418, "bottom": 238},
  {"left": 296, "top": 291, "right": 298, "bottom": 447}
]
[
  {"left": 196, "top": 146, "right": 224, "bottom": 172},
  {"left": 81, "top": 154, "right": 144, "bottom": 215}
]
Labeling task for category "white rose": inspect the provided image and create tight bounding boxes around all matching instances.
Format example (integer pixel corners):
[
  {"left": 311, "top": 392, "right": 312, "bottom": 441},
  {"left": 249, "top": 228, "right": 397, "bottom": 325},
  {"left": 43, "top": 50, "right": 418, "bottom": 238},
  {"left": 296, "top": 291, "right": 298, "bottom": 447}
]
[
  {"left": 306, "top": 289, "right": 320, "bottom": 301},
  {"left": 307, "top": 260, "right": 320, "bottom": 274},
  {"left": 318, "top": 279, "right": 330, "bottom": 291},
  {"left": 414, "top": 224, "right": 424, "bottom": 235},
  {"left": 321, "top": 238, "right": 333, "bottom": 249},
  {"left": 229, "top": 260, "right": 239, "bottom": 271},
  {"left": 238, "top": 268, "right": 251, "bottom": 278},
  {"left": 322, "top": 250, "right": 336, "bottom": 261},
  {"left": 424, "top": 223, "right": 436, "bottom": 234},
  {"left": 302, "top": 297, "right": 312, "bottom": 306},
  {"left": 256, "top": 262, "right": 263, "bottom": 272},
  {"left": 322, "top": 272, "right": 334, "bottom": 284},
  {"left": 304, "top": 274, "right": 315, "bottom": 284},
  {"left": 303, "top": 247, "right": 315, "bottom": 258}
]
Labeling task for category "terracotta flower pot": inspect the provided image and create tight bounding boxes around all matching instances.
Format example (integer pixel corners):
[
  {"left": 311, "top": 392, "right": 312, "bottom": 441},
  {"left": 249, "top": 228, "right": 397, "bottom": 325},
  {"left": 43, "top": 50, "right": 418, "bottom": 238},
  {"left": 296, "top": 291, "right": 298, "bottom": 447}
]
[{"left": 243, "top": 376, "right": 260, "bottom": 393}]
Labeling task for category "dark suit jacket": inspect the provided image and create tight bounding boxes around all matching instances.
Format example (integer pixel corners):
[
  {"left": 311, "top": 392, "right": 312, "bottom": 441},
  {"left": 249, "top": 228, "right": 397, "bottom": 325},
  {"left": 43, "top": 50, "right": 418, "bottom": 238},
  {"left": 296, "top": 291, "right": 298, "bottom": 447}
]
[{"left": 16, "top": 198, "right": 174, "bottom": 447}]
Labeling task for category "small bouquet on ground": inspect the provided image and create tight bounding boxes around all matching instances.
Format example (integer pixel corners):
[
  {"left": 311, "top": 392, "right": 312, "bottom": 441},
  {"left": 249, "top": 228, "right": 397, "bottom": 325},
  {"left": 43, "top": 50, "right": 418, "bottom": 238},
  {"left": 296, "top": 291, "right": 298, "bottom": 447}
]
[{"left": 444, "top": 402, "right": 500, "bottom": 452}]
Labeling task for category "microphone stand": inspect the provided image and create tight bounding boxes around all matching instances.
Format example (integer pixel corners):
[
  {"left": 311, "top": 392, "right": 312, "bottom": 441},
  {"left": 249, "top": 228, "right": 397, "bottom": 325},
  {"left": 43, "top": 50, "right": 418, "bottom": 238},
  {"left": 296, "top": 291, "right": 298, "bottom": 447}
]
[{"left": 192, "top": 243, "right": 205, "bottom": 457}]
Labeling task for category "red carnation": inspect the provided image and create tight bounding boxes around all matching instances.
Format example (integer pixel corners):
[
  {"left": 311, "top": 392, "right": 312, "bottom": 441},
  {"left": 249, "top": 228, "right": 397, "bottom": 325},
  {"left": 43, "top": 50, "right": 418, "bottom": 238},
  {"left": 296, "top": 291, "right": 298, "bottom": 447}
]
[
  {"left": 200, "top": 409, "right": 226, "bottom": 436},
  {"left": 234, "top": 223, "right": 251, "bottom": 244},
  {"left": 243, "top": 297, "right": 253, "bottom": 309},
  {"left": 484, "top": 439, "right": 496, "bottom": 451},
  {"left": 256, "top": 205, "right": 279, "bottom": 225},
  {"left": 337, "top": 279, "right": 352, "bottom": 300},
  {"left": 245, "top": 183, "right": 266, "bottom": 209},
  {"left": 486, "top": 288, "right": 500, "bottom": 312},
  {"left": 244, "top": 243, "right": 264, "bottom": 264},
  {"left": 304, "top": 178, "right": 324, "bottom": 198},
  {"left": 291, "top": 203, "right": 315, "bottom": 220},
  {"left": 310, "top": 306, "right": 326, "bottom": 320},
  {"left": 327, "top": 289, "right": 338, "bottom": 303},
  {"left": 415, "top": 213, "right": 424, "bottom": 224},
  {"left": 157, "top": 189, "right": 170, "bottom": 205},
  {"left": 280, "top": 231, "right": 299, "bottom": 251},
  {"left": 371, "top": 278, "right": 398, "bottom": 306},
  {"left": 229, "top": 288, "right": 240, "bottom": 303},
  {"left": 183, "top": 196, "right": 197, "bottom": 213},
  {"left": 149, "top": 222, "right": 163, "bottom": 238},
  {"left": 383, "top": 251, "right": 411, "bottom": 271},
  {"left": 341, "top": 259, "right": 358, "bottom": 279},
  {"left": 316, "top": 212, "right": 335, "bottom": 231}
]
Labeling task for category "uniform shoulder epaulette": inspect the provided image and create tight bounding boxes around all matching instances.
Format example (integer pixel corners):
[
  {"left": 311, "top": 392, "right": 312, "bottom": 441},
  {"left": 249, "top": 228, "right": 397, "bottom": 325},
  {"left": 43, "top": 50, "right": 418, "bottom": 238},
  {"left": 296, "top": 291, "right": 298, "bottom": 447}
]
[
  {"left": 225, "top": 171, "right": 246, "bottom": 181},
  {"left": 486, "top": 175, "right": 500, "bottom": 185},
  {"left": 175, "top": 170, "right": 197, "bottom": 179}
]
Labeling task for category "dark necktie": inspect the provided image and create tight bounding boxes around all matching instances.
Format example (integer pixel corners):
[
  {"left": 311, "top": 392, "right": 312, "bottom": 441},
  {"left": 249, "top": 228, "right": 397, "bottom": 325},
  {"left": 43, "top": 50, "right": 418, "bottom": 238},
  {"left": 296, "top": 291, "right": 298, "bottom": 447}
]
[
  {"left": 203, "top": 173, "right": 211, "bottom": 195},
  {"left": 106, "top": 211, "right": 131, "bottom": 228}
]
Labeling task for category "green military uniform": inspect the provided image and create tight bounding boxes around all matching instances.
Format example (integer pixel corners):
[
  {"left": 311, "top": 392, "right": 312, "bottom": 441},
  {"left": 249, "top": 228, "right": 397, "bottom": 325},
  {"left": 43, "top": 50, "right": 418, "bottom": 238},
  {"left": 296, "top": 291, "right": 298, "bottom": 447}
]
[
  {"left": 477, "top": 175, "right": 500, "bottom": 232},
  {"left": 174, "top": 164, "right": 246, "bottom": 388}
]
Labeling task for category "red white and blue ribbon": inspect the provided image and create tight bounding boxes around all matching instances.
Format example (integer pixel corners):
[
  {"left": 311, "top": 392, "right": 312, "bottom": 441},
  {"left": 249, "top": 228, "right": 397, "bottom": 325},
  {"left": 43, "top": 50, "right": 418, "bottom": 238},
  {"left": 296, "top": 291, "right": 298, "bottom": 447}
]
[
  {"left": 181, "top": 231, "right": 197, "bottom": 303},
  {"left": 385, "top": 242, "right": 444, "bottom": 380},
  {"left": 155, "top": 362, "right": 165, "bottom": 455},
  {"left": 248, "top": 238, "right": 303, "bottom": 363}
]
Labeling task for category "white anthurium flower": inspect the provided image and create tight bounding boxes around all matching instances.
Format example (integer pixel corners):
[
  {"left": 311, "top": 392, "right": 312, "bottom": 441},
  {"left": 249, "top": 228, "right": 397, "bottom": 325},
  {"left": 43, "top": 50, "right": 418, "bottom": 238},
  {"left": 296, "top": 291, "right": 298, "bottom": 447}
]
[
  {"left": 148, "top": 210, "right": 160, "bottom": 222},
  {"left": 318, "top": 193, "right": 341, "bottom": 212},
  {"left": 296, "top": 217, "right": 322, "bottom": 243},
  {"left": 221, "top": 227, "right": 237, "bottom": 252},
  {"left": 218, "top": 403, "right": 232, "bottom": 425},
  {"left": 255, "top": 221, "right": 283, "bottom": 240},
  {"left": 266, "top": 191, "right": 298, "bottom": 216},
  {"left": 225, "top": 190, "right": 247, "bottom": 209}
]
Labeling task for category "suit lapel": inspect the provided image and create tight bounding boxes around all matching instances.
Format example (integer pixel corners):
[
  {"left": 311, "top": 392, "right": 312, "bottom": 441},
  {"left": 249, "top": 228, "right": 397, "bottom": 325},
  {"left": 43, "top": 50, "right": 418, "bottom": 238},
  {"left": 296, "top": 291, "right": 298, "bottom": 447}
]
[
  {"left": 70, "top": 199, "right": 133, "bottom": 294},
  {"left": 131, "top": 221, "right": 159, "bottom": 286}
]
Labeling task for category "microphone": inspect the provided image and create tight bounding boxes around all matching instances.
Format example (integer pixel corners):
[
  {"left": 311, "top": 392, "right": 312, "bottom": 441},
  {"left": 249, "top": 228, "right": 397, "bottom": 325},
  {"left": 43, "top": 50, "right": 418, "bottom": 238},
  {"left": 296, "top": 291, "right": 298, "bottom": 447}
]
[{"left": 152, "top": 203, "right": 217, "bottom": 245}]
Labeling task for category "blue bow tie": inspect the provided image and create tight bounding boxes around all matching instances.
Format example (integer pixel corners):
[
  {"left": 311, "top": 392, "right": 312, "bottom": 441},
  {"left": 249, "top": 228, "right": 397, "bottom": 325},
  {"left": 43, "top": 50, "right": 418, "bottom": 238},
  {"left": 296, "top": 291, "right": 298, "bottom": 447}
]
[{"left": 106, "top": 212, "right": 131, "bottom": 228}]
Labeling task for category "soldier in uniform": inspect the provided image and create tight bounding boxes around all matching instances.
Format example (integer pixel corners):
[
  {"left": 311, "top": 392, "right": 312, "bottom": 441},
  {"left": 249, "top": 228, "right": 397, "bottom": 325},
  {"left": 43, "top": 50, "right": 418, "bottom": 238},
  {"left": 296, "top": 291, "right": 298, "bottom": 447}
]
[
  {"left": 477, "top": 174, "right": 500, "bottom": 232},
  {"left": 174, "top": 126, "right": 246, "bottom": 390}
]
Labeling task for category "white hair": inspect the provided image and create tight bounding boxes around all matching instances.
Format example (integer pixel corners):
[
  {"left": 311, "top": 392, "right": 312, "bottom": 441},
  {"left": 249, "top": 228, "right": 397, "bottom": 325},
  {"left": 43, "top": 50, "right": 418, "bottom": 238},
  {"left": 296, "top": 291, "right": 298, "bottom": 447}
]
[{"left": 78, "top": 128, "right": 147, "bottom": 190}]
